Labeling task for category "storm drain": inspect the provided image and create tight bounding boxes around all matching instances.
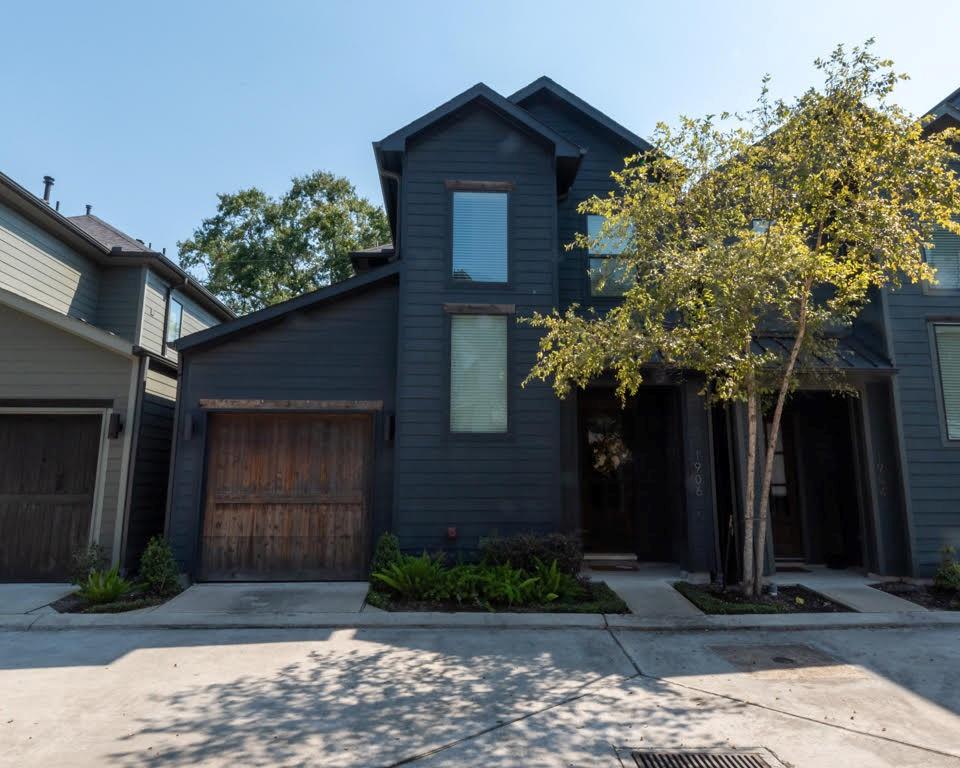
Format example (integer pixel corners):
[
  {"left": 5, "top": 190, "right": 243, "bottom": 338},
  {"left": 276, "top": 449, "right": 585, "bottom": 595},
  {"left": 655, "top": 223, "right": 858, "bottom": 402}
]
[{"left": 632, "top": 750, "right": 775, "bottom": 767}]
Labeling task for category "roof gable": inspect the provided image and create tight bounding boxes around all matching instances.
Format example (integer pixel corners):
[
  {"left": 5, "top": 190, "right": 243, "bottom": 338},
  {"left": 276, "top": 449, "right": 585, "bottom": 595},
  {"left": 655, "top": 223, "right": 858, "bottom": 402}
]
[
  {"left": 509, "top": 76, "right": 652, "bottom": 153},
  {"left": 926, "top": 84, "right": 960, "bottom": 131}
]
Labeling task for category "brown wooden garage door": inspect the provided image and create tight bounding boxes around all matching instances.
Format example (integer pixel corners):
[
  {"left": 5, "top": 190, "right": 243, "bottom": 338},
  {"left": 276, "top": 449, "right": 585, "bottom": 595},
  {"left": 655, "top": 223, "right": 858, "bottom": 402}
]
[
  {"left": 199, "top": 412, "right": 373, "bottom": 580},
  {"left": 0, "top": 414, "right": 102, "bottom": 581}
]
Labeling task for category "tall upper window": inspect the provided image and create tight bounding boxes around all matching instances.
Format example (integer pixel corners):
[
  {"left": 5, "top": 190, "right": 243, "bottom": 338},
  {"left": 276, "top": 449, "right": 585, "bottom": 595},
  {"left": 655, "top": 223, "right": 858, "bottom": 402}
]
[
  {"left": 450, "top": 315, "right": 507, "bottom": 433},
  {"left": 587, "top": 214, "right": 634, "bottom": 297},
  {"left": 166, "top": 297, "right": 183, "bottom": 343},
  {"left": 452, "top": 191, "right": 508, "bottom": 282},
  {"left": 934, "top": 323, "right": 960, "bottom": 441},
  {"left": 925, "top": 226, "right": 960, "bottom": 291}
]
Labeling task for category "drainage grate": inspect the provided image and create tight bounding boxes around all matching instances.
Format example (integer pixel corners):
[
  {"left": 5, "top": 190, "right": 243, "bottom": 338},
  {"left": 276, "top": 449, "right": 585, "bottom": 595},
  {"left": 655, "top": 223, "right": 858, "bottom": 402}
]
[{"left": 632, "top": 750, "right": 774, "bottom": 767}]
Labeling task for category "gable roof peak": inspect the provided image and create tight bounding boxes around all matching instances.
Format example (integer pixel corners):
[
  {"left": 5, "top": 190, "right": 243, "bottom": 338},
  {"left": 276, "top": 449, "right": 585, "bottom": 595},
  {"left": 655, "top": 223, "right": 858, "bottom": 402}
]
[{"left": 508, "top": 76, "right": 652, "bottom": 152}]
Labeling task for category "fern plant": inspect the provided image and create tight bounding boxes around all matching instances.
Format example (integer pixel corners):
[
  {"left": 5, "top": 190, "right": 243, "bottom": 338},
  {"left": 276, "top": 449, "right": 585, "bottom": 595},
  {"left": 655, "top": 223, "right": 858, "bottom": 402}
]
[{"left": 372, "top": 552, "right": 446, "bottom": 600}]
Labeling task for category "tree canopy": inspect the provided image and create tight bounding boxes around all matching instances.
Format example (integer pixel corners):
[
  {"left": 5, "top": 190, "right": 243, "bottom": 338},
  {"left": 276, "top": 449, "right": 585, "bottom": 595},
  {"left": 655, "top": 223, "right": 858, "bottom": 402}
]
[
  {"left": 523, "top": 41, "right": 960, "bottom": 594},
  {"left": 178, "top": 171, "right": 390, "bottom": 314}
]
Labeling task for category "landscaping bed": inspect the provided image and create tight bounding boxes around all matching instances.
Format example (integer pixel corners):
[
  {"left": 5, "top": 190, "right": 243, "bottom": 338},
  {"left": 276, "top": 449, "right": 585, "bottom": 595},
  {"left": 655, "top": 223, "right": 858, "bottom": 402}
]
[
  {"left": 872, "top": 581, "right": 960, "bottom": 611},
  {"left": 674, "top": 581, "right": 852, "bottom": 614},
  {"left": 54, "top": 536, "right": 182, "bottom": 614},
  {"left": 366, "top": 531, "right": 629, "bottom": 614}
]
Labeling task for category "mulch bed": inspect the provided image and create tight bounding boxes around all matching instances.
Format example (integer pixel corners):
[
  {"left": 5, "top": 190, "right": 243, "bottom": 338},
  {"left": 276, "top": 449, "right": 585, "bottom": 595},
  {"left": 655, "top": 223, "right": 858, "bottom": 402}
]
[
  {"left": 368, "top": 580, "right": 629, "bottom": 614},
  {"left": 674, "top": 582, "right": 853, "bottom": 614},
  {"left": 871, "top": 581, "right": 960, "bottom": 611},
  {"left": 51, "top": 591, "right": 173, "bottom": 614}
]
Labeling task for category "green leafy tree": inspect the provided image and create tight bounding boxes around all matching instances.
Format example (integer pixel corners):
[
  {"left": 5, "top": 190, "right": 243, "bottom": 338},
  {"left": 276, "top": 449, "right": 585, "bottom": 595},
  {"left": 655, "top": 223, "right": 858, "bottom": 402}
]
[
  {"left": 179, "top": 171, "right": 390, "bottom": 313},
  {"left": 523, "top": 42, "right": 960, "bottom": 596}
]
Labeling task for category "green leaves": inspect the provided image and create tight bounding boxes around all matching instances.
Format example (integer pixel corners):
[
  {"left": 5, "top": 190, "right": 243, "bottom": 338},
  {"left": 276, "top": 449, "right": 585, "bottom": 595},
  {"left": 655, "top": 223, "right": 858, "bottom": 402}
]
[{"left": 178, "top": 171, "right": 390, "bottom": 314}]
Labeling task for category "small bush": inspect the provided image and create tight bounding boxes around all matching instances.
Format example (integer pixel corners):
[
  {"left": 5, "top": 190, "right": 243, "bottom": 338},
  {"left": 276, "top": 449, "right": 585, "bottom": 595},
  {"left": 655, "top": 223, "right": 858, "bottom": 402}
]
[
  {"left": 370, "top": 532, "right": 402, "bottom": 575},
  {"left": 78, "top": 567, "right": 133, "bottom": 605},
  {"left": 477, "top": 563, "right": 539, "bottom": 607},
  {"left": 138, "top": 536, "right": 181, "bottom": 597},
  {"left": 372, "top": 552, "right": 446, "bottom": 600},
  {"left": 934, "top": 546, "right": 960, "bottom": 592},
  {"left": 69, "top": 544, "right": 107, "bottom": 585},
  {"left": 530, "top": 558, "right": 584, "bottom": 603},
  {"left": 480, "top": 532, "right": 582, "bottom": 576}
]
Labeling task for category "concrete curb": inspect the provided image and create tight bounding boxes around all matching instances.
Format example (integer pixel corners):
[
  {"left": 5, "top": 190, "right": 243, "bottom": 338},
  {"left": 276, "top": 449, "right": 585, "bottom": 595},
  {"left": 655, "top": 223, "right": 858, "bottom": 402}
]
[{"left": 2, "top": 609, "right": 959, "bottom": 633}]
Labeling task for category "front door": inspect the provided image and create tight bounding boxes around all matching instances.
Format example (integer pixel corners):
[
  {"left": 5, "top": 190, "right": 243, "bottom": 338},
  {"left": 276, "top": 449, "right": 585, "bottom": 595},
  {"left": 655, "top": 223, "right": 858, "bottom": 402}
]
[{"left": 769, "top": 419, "right": 804, "bottom": 559}]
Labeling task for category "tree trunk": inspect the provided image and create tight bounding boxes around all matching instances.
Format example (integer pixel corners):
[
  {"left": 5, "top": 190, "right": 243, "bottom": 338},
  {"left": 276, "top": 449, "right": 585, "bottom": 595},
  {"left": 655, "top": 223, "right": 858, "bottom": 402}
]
[
  {"left": 752, "top": 287, "right": 811, "bottom": 595},
  {"left": 742, "top": 366, "right": 758, "bottom": 596}
]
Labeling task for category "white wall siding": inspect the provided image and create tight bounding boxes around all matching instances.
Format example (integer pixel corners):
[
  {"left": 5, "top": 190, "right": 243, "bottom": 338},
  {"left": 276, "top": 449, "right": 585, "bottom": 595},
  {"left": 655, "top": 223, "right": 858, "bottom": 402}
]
[
  {"left": 0, "top": 203, "right": 101, "bottom": 321},
  {"left": 0, "top": 303, "right": 135, "bottom": 562},
  {"left": 139, "top": 269, "right": 168, "bottom": 355}
]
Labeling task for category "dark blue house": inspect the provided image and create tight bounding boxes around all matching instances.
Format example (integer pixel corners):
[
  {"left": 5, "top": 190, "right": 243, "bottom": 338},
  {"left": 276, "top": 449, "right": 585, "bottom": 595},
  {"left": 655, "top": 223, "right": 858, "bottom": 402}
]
[{"left": 165, "top": 79, "right": 960, "bottom": 581}]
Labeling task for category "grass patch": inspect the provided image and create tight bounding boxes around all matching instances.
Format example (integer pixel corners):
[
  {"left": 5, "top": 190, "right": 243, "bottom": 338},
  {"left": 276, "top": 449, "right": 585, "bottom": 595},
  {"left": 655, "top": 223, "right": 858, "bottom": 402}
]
[{"left": 674, "top": 581, "right": 852, "bottom": 614}]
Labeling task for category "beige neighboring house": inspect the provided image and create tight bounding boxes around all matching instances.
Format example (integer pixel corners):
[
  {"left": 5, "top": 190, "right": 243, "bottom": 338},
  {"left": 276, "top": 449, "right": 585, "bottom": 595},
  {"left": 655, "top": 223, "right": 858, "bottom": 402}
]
[{"left": 0, "top": 172, "right": 233, "bottom": 580}]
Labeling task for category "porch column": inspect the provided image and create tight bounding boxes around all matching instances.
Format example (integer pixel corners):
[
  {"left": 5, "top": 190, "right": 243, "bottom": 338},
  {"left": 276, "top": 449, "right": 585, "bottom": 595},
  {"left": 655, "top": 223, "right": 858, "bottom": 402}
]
[{"left": 680, "top": 378, "right": 718, "bottom": 573}]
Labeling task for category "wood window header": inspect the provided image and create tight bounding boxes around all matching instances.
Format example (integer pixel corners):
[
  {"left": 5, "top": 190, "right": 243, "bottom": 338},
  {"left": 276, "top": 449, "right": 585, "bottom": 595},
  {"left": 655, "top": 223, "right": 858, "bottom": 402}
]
[
  {"left": 443, "top": 303, "right": 516, "bottom": 316},
  {"left": 445, "top": 180, "right": 515, "bottom": 192}
]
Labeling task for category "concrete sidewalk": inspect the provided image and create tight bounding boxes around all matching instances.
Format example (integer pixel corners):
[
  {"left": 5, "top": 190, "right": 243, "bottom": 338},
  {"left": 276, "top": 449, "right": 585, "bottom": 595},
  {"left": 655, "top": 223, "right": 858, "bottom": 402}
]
[{"left": 0, "top": 584, "right": 73, "bottom": 614}]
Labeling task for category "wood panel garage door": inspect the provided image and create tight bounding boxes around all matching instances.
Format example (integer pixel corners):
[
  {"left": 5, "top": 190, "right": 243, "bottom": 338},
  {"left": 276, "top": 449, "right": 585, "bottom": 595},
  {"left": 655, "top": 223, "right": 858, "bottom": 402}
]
[
  {"left": 0, "top": 414, "right": 102, "bottom": 581},
  {"left": 199, "top": 412, "right": 373, "bottom": 580}
]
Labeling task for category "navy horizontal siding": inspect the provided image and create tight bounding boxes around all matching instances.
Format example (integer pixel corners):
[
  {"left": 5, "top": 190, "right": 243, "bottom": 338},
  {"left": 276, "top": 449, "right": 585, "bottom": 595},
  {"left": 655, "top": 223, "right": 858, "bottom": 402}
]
[
  {"left": 519, "top": 91, "right": 637, "bottom": 310},
  {"left": 166, "top": 282, "right": 398, "bottom": 574},
  {"left": 885, "top": 279, "right": 960, "bottom": 575},
  {"left": 394, "top": 103, "right": 563, "bottom": 554}
]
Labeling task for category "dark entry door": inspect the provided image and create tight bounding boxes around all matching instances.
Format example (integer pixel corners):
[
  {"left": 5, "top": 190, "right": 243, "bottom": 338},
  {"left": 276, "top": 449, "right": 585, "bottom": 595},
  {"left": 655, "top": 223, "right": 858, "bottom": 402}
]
[
  {"left": 199, "top": 412, "right": 373, "bottom": 581},
  {"left": 768, "top": 420, "right": 804, "bottom": 559},
  {"left": 0, "top": 413, "right": 101, "bottom": 581}
]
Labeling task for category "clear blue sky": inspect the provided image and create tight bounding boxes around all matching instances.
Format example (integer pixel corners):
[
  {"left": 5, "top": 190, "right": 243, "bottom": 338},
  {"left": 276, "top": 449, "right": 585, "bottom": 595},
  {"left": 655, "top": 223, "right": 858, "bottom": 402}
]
[{"left": 2, "top": 0, "right": 957, "bottom": 260}]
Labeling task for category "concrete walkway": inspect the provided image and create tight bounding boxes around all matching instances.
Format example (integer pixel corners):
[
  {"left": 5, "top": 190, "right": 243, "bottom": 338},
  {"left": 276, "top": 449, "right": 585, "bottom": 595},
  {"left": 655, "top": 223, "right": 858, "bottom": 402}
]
[
  {"left": 0, "top": 584, "right": 73, "bottom": 614},
  {"left": 583, "top": 565, "right": 705, "bottom": 618},
  {"left": 773, "top": 567, "right": 929, "bottom": 613},
  {"left": 157, "top": 582, "right": 369, "bottom": 615}
]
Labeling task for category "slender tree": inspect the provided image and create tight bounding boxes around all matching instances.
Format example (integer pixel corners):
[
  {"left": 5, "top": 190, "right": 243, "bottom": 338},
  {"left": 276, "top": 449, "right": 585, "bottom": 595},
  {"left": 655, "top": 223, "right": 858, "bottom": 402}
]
[
  {"left": 179, "top": 171, "right": 390, "bottom": 314},
  {"left": 523, "top": 42, "right": 960, "bottom": 595}
]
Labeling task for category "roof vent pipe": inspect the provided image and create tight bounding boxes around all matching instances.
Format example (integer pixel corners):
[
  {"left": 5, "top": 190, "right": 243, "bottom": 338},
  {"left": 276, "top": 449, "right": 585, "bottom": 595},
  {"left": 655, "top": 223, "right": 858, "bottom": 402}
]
[
  {"left": 42, "top": 176, "right": 54, "bottom": 204},
  {"left": 55, "top": 201, "right": 60, "bottom": 212},
  {"left": 85, "top": 204, "right": 92, "bottom": 215}
]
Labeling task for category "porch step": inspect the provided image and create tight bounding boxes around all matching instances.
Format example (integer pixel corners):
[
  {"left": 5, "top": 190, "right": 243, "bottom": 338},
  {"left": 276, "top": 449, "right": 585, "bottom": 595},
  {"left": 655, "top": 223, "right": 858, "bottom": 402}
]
[{"left": 584, "top": 553, "right": 638, "bottom": 563}]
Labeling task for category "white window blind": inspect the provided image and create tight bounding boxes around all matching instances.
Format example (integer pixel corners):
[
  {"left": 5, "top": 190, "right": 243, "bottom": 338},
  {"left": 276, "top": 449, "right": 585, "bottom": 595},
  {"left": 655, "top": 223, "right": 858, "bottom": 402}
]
[
  {"left": 450, "top": 315, "right": 508, "bottom": 433},
  {"left": 452, "top": 191, "right": 508, "bottom": 282},
  {"left": 587, "top": 214, "right": 633, "bottom": 296},
  {"left": 935, "top": 324, "right": 960, "bottom": 440},
  {"left": 926, "top": 226, "right": 960, "bottom": 290}
]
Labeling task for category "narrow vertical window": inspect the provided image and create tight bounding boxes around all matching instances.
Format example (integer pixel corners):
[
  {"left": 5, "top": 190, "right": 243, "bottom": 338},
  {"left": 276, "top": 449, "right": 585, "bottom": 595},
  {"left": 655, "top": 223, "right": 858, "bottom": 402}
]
[
  {"left": 166, "top": 298, "right": 183, "bottom": 343},
  {"left": 934, "top": 323, "right": 960, "bottom": 440},
  {"left": 587, "top": 214, "right": 634, "bottom": 296},
  {"left": 452, "top": 191, "right": 508, "bottom": 282},
  {"left": 924, "top": 226, "right": 960, "bottom": 290},
  {"left": 450, "top": 315, "right": 508, "bottom": 433}
]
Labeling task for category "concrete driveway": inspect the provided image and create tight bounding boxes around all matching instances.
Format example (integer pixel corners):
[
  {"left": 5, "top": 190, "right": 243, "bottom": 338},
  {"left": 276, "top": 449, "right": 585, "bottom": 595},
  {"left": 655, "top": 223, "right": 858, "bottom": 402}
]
[
  {"left": 0, "top": 584, "right": 73, "bottom": 614},
  {"left": 155, "top": 582, "right": 370, "bottom": 615},
  {"left": 1, "top": 625, "right": 957, "bottom": 766}
]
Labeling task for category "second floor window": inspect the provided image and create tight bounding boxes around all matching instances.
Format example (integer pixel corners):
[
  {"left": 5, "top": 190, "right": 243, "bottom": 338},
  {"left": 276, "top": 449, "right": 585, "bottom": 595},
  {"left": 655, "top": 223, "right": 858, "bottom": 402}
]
[
  {"left": 925, "top": 225, "right": 960, "bottom": 291},
  {"left": 452, "top": 191, "right": 508, "bottom": 282},
  {"left": 450, "top": 314, "right": 508, "bottom": 433},
  {"left": 934, "top": 323, "right": 960, "bottom": 441},
  {"left": 587, "top": 214, "right": 634, "bottom": 297},
  {"left": 166, "top": 297, "right": 183, "bottom": 343}
]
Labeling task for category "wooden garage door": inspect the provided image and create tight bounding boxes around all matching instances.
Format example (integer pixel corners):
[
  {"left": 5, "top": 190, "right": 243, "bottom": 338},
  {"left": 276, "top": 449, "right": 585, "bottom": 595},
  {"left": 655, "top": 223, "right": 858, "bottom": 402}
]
[
  {"left": 0, "top": 414, "right": 102, "bottom": 581},
  {"left": 199, "top": 412, "right": 373, "bottom": 580}
]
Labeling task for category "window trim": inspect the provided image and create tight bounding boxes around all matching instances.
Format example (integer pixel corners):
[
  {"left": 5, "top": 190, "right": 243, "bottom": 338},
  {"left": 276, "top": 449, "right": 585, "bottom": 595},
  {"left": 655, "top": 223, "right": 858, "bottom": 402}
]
[
  {"left": 928, "top": 320, "right": 960, "bottom": 447},
  {"left": 446, "top": 184, "right": 511, "bottom": 289},
  {"left": 921, "top": 241, "right": 960, "bottom": 297},
  {"left": 165, "top": 296, "right": 184, "bottom": 344},
  {"left": 444, "top": 310, "right": 514, "bottom": 441},
  {"left": 585, "top": 214, "right": 632, "bottom": 299}
]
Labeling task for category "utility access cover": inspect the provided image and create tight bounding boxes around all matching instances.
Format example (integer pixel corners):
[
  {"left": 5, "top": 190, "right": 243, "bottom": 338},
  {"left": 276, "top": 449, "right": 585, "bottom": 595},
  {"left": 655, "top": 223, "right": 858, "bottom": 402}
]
[
  {"left": 632, "top": 749, "right": 781, "bottom": 767},
  {"left": 708, "top": 643, "right": 865, "bottom": 680}
]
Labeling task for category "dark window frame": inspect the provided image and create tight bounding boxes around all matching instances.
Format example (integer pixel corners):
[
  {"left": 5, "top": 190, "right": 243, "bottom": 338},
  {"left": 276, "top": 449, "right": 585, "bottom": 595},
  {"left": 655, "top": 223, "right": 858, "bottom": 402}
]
[
  {"left": 585, "top": 213, "right": 633, "bottom": 298},
  {"left": 921, "top": 239, "right": 960, "bottom": 297},
  {"left": 928, "top": 320, "right": 960, "bottom": 447},
  {"left": 446, "top": 181, "right": 513, "bottom": 289},
  {"left": 165, "top": 296, "right": 184, "bottom": 344},
  {"left": 443, "top": 306, "right": 515, "bottom": 442}
]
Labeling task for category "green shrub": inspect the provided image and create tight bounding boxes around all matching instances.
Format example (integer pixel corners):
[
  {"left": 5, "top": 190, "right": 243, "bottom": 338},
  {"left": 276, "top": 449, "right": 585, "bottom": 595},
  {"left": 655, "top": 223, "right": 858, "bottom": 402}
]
[
  {"left": 372, "top": 552, "right": 446, "bottom": 600},
  {"left": 439, "top": 564, "right": 486, "bottom": 606},
  {"left": 476, "top": 563, "right": 539, "bottom": 607},
  {"left": 530, "top": 558, "right": 585, "bottom": 603},
  {"left": 370, "top": 532, "right": 402, "bottom": 575},
  {"left": 78, "top": 567, "right": 133, "bottom": 605},
  {"left": 69, "top": 544, "right": 107, "bottom": 585},
  {"left": 138, "top": 536, "right": 181, "bottom": 597},
  {"left": 480, "top": 532, "right": 582, "bottom": 576},
  {"left": 934, "top": 546, "right": 960, "bottom": 592}
]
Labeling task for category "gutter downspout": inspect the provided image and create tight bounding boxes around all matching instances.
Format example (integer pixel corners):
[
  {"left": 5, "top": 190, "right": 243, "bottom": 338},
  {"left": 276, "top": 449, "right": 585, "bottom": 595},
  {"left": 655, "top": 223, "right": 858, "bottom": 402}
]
[{"left": 379, "top": 169, "right": 402, "bottom": 258}]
